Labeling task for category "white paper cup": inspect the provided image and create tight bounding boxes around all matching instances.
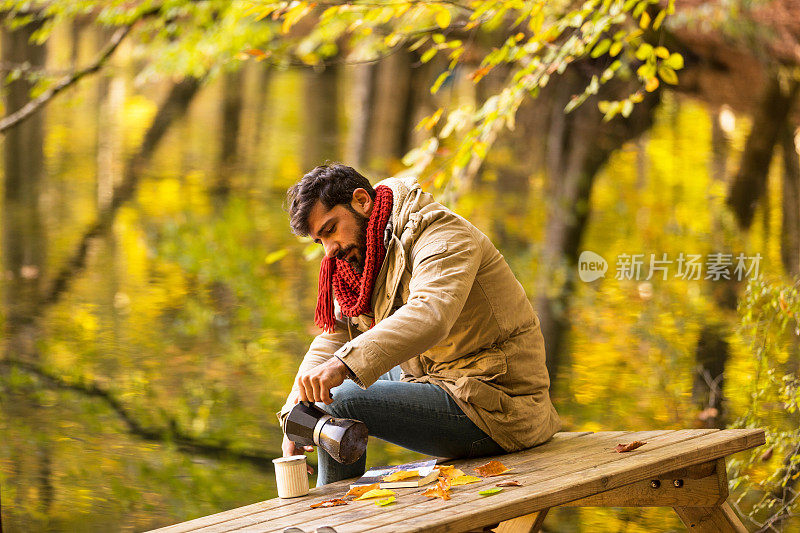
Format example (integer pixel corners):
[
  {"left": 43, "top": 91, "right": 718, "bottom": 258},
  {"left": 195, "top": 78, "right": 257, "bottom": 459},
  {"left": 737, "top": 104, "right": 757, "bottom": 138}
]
[{"left": 273, "top": 455, "right": 310, "bottom": 498}]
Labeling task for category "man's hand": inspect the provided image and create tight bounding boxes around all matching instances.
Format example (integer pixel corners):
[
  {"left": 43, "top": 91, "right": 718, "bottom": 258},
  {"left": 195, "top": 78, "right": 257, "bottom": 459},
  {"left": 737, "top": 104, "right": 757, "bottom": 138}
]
[
  {"left": 295, "top": 357, "right": 348, "bottom": 404},
  {"left": 282, "top": 434, "right": 315, "bottom": 475}
]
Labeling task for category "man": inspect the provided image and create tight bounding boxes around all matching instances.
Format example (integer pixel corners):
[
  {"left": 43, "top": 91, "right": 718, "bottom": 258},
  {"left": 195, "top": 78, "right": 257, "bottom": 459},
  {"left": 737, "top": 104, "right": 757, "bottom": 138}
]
[{"left": 278, "top": 163, "right": 560, "bottom": 485}]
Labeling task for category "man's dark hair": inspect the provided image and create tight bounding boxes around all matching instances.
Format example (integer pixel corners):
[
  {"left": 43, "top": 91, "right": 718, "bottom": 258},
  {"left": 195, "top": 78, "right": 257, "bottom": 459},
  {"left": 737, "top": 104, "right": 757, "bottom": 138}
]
[{"left": 286, "top": 163, "right": 375, "bottom": 236}]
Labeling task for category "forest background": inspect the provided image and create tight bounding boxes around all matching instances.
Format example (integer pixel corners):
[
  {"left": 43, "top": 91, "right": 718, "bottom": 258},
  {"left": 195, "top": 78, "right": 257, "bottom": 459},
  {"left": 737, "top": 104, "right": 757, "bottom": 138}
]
[{"left": 1, "top": 0, "right": 799, "bottom": 531}]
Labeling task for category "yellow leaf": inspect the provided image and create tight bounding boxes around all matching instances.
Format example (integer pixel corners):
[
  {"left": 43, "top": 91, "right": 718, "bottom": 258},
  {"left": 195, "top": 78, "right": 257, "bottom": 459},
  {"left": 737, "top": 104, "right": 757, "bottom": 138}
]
[
  {"left": 265, "top": 249, "right": 288, "bottom": 264},
  {"left": 654, "top": 46, "right": 669, "bottom": 59},
  {"left": 357, "top": 489, "right": 396, "bottom": 500},
  {"left": 645, "top": 77, "right": 659, "bottom": 92},
  {"left": 384, "top": 33, "right": 402, "bottom": 47},
  {"left": 382, "top": 470, "right": 419, "bottom": 482},
  {"left": 345, "top": 483, "right": 379, "bottom": 498},
  {"left": 639, "top": 11, "right": 651, "bottom": 29},
  {"left": 435, "top": 8, "right": 451, "bottom": 29},
  {"left": 450, "top": 475, "right": 482, "bottom": 486}
]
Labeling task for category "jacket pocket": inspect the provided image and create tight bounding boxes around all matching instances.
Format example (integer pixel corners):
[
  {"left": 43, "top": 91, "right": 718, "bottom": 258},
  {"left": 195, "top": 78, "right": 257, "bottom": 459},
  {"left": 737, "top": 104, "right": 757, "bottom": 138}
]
[
  {"left": 430, "top": 347, "right": 508, "bottom": 383},
  {"left": 453, "top": 376, "right": 505, "bottom": 412}
]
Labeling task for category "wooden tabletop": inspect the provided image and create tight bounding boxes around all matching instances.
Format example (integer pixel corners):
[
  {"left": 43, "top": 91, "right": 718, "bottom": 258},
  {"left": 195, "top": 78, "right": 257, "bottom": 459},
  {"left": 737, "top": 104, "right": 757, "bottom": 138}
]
[{"left": 149, "top": 428, "right": 765, "bottom": 533}]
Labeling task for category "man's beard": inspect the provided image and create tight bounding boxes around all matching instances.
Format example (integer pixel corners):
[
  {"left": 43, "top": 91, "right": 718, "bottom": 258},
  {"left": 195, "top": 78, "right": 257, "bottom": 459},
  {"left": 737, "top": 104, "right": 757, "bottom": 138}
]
[{"left": 337, "top": 212, "right": 369, "bottom": 275}]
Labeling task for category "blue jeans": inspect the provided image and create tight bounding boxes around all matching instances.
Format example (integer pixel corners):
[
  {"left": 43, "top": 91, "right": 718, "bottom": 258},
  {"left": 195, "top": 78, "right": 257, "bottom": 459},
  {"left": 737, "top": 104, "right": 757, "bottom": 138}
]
[{"left": 315, "top": 366, "right": 505, "bottom": 486}]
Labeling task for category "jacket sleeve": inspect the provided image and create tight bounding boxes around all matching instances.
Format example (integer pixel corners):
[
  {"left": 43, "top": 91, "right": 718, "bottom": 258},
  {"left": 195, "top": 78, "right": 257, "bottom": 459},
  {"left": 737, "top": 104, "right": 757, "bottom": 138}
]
[
  {"left": 334, "top": 223, "right": 480, "bottom": 388},
  {"left": 275, "top": 313, "right": 358, "bottom": 426}
]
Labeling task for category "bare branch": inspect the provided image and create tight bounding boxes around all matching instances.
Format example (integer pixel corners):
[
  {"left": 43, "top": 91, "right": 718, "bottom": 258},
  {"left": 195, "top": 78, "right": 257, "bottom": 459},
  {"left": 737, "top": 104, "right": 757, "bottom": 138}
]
[{"left": 0, "top": 24, "right": 131, "bottom": 134}]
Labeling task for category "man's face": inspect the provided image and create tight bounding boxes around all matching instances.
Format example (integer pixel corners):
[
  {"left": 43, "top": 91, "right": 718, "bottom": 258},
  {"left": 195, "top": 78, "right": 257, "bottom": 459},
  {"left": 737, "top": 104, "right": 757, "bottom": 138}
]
[{"left": 308, "top": 194, "right": 371, "bottom": 274}]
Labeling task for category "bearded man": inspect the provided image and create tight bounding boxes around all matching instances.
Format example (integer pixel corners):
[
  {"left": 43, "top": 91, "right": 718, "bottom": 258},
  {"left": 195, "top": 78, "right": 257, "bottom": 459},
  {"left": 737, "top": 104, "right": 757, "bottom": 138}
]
[{"left": 278, "top": 163, "right": 560, "bottom": 485}]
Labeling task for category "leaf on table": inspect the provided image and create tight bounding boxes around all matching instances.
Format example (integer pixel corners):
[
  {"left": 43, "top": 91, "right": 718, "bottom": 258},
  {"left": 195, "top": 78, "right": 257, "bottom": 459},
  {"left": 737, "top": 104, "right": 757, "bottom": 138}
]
[
  {"left": 615, "top": 440, "right": 647, "bottom": 453},
  {"left": 376, "top": 496, "right": 396, "bottom": 506},
  {"left": 421, "top": 478, "right": 451, "bottom": 500},
  {"left": 474, "top": 460, "right": 512, "bottom": 477},
  {"left": 436, "top": 467, "right": 466, "bottom": 480},
  {"left": 344, "top": 483, "right": 379, "bottom": 498},
  {"left": 356, "top": 488, "right": 396, "bottom": 500},
  {"left": 310, "top": 498, "right": 349, "bottom": 508},
  {"left": 479, "top": 488, "right": 503, "bottom": 496},
  {"left": 449, "top": 475, "right": 482, "bottom": 486},
  {"left": 495, "top": 480, "right": 521, "bottom": 487},
  {"left": 382, "top": 470, "right": 419, "bottom": 482}
]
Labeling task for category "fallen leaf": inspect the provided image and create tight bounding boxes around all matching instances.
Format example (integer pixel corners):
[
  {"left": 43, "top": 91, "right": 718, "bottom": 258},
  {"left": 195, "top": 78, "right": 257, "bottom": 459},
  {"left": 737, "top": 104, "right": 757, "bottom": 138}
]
[
  {"left": 310, "top": 498, "right": 348, "bottom": 508},
  {"left": 495, "top": 480, "right": 521, "bottom": 487},
  {"left": 356, "top": 489, "right": 396, "bottom": 500},
  {"left": 450, "top": 475, "right": 482, "bottom": 486},
  {"left": 437, "top": 467, "right": 466, "bottom": 480},
  {"left": 345, "top": 483, "right": 379, "bottom": 498},
  {"left": 474, "top": 460, "right": 512, "bottom": 477},
  {"left": 422, "top": 478, "right": 451, "bottom": 500},
  {"left": 479, "top": 488, "right": 503, "bottom": 496},
  {"left": 383, "top": 470, "right": 419, "bottom": 482},
  {"left": 615, "top": 441, "right": 647, "bottom": 453},
  {"left": 376, "top": 496, "right": 396, "bottom": 506}
]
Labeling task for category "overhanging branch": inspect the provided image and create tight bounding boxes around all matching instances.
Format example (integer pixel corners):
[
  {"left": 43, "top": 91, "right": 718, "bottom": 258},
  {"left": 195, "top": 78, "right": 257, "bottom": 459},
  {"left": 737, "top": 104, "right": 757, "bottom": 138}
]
[{"left": 0, "top": 24, "right": 130, "bottom": 133}]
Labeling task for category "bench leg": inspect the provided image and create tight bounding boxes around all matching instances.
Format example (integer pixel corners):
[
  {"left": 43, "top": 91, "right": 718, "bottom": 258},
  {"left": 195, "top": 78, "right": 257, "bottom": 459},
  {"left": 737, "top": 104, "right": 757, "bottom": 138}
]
[
  {"left": 493, "top": 508, "right": 549, "bottom": 533},
  {"left": 673, "top": 502, "right": 748, "bottom": 533}
]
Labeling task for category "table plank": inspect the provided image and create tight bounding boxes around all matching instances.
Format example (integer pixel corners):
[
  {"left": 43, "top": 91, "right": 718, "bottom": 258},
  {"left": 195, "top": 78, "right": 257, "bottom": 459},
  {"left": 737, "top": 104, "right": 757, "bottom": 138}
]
[{"left": 364, "top": 428, "right": 764, "bottom": 533}]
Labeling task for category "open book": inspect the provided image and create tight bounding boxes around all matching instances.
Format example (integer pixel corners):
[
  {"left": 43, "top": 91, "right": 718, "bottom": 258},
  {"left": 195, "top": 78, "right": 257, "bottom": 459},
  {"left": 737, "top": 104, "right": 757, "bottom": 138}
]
[{"left": 349, "top": 458, "right": 439, "bottom": 489}]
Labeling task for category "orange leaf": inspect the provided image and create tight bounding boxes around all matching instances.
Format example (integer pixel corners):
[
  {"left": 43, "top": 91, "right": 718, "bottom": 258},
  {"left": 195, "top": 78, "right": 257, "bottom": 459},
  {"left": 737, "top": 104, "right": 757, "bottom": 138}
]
[
  {"left": 474, "top": 460, "right": 512, "bottom": 477},
  {"left": 422, "top": 477, "right": 451, "bottom": 500},
  {"left": 496, "top": 480, "right": 522, "bottom": 487},
  {"left": 245, "top": 48, "right": 267, "bottom": 58},
  {"left": 615, "top": 440, "right": 647, "bottom": 453},
  {"left": 436, "top": 467, "right": 465, "bottom": 480},
  {"left": 345, "top": 483, "right": 379, "bottom": 498},
  {"left": 468, "top": 66, "right": 491, "bottom": 82},
  {"left": 310, "top": 498, "right": 348, "bottom": 508}
]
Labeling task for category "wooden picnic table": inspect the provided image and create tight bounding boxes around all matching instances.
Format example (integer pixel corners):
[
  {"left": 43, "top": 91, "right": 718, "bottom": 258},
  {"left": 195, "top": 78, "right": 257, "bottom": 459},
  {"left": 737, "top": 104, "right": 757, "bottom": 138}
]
[{"left": 149, "top": 428, "right": 765, "bottom": 533}]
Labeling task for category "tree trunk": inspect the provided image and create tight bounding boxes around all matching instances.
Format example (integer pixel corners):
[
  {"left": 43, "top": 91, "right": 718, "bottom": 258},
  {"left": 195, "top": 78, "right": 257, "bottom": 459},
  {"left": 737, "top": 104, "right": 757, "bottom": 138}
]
[
  {"left": 302, "top": 64, "right": 340, "bottom": 171},
  {"left": 726, "top": 76, "right": 799, "bottom": 230},
  {"left": 367, "top": 50, "right": 412, "bottom": 174},
  {"left": 249, "top": 64, "right": 272, "bottom": 179},
  {"left": 1, "top": 14, "right": 52, "bottom": 522},
  {"left": 95, "top": 25, "right": 125, "bottom": 210},
  {"left": 780, "top": 126, "right": 800, "bottom": 278},
  {"left": 2, "top": 14, "right": 47, "bottom": 360},
  {"left": 214, "top": 67, "right": 245, "bottom": 196},
  {"left": 345, "top": 62, "right": 377, "bottom": 171},
  {"left": 534, "top": 69, "right": 661, "bottom": 386}
]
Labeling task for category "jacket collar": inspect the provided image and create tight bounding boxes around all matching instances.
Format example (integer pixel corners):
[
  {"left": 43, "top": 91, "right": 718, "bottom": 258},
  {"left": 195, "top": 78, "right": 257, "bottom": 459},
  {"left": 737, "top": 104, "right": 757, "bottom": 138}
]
[{"left": 375, "top": 176, "right": 434, "bottom": 242}]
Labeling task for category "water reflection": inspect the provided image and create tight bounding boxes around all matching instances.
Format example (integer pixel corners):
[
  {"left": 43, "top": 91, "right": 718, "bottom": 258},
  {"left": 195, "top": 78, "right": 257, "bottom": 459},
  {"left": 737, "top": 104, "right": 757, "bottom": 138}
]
[{"left": 0, "top": 47, "right": 787, "bottom": 533}]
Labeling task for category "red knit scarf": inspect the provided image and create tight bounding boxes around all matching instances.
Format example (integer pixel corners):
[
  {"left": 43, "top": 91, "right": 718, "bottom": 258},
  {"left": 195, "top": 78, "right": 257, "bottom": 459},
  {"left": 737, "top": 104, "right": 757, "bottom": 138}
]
[{"left": 315, "top": 185, "right": 393, "bottom": 333}]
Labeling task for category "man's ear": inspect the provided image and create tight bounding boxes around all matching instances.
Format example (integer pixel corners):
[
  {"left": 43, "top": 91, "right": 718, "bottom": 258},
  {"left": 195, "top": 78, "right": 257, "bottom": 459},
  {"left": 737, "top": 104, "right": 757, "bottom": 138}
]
[{"left": 351, "top": 188, "right": 373, "bottom": 216}]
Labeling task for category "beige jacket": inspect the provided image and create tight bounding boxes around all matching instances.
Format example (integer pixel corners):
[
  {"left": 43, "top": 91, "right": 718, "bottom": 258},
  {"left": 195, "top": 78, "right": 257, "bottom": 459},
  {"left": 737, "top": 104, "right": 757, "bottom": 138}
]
[{"left": 278, "top": 177, "right": 561, "bottom": 452}]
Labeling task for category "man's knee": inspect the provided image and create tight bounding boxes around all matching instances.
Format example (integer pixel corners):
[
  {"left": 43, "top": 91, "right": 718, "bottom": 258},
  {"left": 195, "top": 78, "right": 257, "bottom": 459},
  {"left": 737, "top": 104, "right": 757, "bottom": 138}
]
[{"left": 318, "top": 380, "right": 366, "bottom": 419}]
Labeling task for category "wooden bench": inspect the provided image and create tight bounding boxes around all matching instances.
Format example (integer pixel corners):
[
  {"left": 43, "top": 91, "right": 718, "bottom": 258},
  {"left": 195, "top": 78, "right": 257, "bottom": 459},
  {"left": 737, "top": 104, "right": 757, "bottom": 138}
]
[{"left": 149, "top": 428, "right": 765, "bottom": 533}]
